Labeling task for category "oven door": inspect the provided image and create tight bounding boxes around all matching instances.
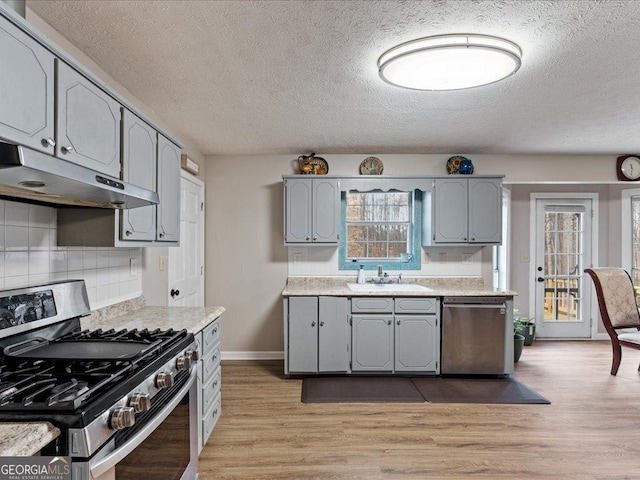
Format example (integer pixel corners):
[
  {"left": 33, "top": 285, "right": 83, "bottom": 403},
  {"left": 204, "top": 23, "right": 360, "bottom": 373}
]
[{"left": 76, "top": 371, "right": 198, "bottom": 480}]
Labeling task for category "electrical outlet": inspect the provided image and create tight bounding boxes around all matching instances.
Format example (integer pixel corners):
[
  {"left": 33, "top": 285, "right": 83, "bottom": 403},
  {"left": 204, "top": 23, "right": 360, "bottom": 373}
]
[
  {"left": 293, "top": 252, "right": 302, "bottom": 264},
  {"left": 422, "top": 251, "right": 429, "bottom": 264},
  {"left": 462, "top": 253, "right": 472, "bottom": 263},
  {"left": 438, "top": 252, "right": 447, "bottom": 264},
  {"left": 130, "top": 258, "right": 138, "bottom": 276},
  {"left": 159, "top": 255, "right": 167, "bottom": 271},
  {"left": 521, "top": 253, "right": 530, "bottom": 263}
]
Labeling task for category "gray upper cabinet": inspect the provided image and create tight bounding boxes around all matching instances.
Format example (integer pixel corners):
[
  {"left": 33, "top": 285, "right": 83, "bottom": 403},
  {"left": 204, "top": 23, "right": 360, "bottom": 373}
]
[
  {"left": 423, "top": 176, "right": 502, "bottom": 245},
  {"left": 121, "top": 109, "right": 157, "bottom": 241},
  {"left": 157, "top": 134, "right": 181, "bottom": 243},
  {"left": 284, "top": 177, "right": 340, "bottom": 245},
  {"left": 0, "top": 18, "right": 55, "bottom": 154},
  {"left": 56, "top": 61, "right": 121, "bottom": 178},
  {"left": 468, "top": 177, "right": 502, "bottom": 244}
]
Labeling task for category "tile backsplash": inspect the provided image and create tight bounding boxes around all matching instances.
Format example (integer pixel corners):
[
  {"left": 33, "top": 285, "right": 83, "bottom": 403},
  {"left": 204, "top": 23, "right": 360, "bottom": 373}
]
[{"left": 0, "top": 200, "right": 141, "bottom": 309}]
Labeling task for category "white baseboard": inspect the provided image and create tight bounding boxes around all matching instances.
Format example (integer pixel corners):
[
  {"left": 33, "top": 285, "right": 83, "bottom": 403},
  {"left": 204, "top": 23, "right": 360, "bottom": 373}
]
[{"left": 222, "top": 351, "right": 284, "bottom": 361}]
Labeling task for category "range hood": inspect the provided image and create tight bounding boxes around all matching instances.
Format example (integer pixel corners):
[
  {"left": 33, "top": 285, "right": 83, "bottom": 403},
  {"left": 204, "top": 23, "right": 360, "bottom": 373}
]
[{"left": 0, "top": 142, "right": 159, "bottom": 209}]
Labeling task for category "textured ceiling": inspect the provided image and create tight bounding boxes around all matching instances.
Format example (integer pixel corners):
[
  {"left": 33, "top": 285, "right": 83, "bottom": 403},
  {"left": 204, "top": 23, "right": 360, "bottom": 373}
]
[{"left": 26, "top": 0, "right": 640, "bottom": 156}]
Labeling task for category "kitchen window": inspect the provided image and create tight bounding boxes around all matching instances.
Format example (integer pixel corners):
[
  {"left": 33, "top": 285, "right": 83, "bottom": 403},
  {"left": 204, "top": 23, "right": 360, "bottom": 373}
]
[{"left": 339, "top": 190, "right": 421, "bottom": 271}]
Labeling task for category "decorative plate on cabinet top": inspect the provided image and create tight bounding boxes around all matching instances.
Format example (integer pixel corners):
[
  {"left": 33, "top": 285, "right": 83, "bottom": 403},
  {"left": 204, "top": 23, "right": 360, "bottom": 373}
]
[
  {"left": 446, "top": 156, "right": 463, "bottom": 174},
  {"left": 359, "top": 156, "right": 384, "bottom": 175}
]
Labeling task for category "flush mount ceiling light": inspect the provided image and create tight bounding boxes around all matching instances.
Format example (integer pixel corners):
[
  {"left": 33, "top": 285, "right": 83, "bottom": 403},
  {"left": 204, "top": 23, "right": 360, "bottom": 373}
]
[{"left": 378, "top": 34, "right": 522, "bottom": 91}]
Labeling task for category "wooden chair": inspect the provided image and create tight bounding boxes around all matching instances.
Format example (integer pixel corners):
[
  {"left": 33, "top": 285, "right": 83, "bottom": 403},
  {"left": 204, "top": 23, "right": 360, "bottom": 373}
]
[{"left": 584, "top": 268, "right": 640, "bottom": 375}]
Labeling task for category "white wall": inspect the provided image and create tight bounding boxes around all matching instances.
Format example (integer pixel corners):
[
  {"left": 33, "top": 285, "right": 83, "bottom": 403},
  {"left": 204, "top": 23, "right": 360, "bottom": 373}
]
[
  {"left": 206, "top": 153, "right": 626, "bottom": 353},
  {"left": 0, "top": 199, "right": 141, "bottom": 308}
]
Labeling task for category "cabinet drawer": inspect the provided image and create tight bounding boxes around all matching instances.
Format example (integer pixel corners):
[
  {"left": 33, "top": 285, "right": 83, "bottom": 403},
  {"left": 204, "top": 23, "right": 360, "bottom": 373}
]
[
  {"left": 351, "top": 297, "right": 393, "bottom": 313},
  {"left": 395, "top": 298, "right": 437, "bottom": 314},
  {"left": 202, "top": 366, "right": 221, "bottom": 415},
  {"left": 203, "top": 318, "right": 222, "bottom": 350},
  {"left": 202, "top": 392, "right": 221, "bottom": 444},
  {"left": 203, "top": 343, "right": 221, "bottom": 382}
]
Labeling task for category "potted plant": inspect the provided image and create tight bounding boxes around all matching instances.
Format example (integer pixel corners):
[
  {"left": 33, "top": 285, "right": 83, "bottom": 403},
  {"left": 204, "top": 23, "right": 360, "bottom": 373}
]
[
  {"left": 513, "top": 309, "right": 527, "bottom": 363},
  {"left": 514, "top": 309, "right": 536, "bottom": 346}
]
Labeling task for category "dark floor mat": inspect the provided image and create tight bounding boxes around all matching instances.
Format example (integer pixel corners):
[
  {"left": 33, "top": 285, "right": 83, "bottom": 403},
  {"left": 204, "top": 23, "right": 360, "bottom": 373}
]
[
  {"left": 411, "top": 377, "right": 550, "bottom": 404},
  {"left": 301, "top": 376, "right": 425, "bottom": 403}
]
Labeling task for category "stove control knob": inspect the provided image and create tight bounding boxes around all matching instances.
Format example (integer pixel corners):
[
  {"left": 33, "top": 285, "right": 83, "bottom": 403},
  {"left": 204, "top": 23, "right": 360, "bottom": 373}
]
[
  {"left": 129, "top": 393, "right": 151, "bottom": 413},
  {"left": 176, "top": 355, "right": 192, "bottom": 371},
  {"left": 109, "top": 407, "right": 136, "bottom": 430},
  {"left": 185, "top": 349, "right": 199, "bottom": 362},
  {"left": 156, "top": 371, "right": 174, "bottom": 389}
]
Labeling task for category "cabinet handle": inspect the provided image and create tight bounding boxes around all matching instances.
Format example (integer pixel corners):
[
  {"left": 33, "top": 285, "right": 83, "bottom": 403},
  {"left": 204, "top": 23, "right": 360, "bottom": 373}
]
[
  {"left": 306, "top": 236, "right": 310, "bottom": 241},
  {"left": 159, "top": 233, "right": 165, "bottom": 238},
  {"left": 213, "top": 380, "right": 218, "bottom": 388},
  {"left": 213, "top": 409, "right": 218, "bottom": 416},
  {"left": 311, "top": 321, "right": 316, "bottom": 327},
  {"left": 397, "top": 319, "right": 401, "bottom": 325},
  {"left": 471, "top": 237, "right": 475, "bottom": 241},
  {"left": 213, "top": 327, "right": 218, "bottom": 334},
  {"left": 319, "top": 321, "right": 325, "bottom": 327},
  {"left": 387, "top": 320, "right": 392, "bottom": 325},
  {"left": 42, "top": 137, "right": 56, "bottom": 147},
  {"left": 61, "top": 145, "right": 73, "bottom": 154},
  {"left": 125, "top": 230, "right": 132, "bottom": 236},
  {"left": 313, "top": 237, "right": 317, "bottom": 241},
  {"left": 463, "top": 237, "right": 467, "bottom": 241}
]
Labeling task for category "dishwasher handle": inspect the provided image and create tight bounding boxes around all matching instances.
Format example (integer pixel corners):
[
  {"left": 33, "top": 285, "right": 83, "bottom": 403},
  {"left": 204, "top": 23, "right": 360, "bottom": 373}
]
[{"left": 444, "top": 304, "right": 506, "bottom": 314}]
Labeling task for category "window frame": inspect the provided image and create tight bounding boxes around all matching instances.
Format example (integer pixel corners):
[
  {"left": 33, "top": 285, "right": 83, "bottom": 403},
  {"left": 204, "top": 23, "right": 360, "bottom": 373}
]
[
  {"left": 621, "top": 188, "right": 640, "bottom": 298},
  {"left": 339, "top": 190, "right": 422, "bottom": 271}
]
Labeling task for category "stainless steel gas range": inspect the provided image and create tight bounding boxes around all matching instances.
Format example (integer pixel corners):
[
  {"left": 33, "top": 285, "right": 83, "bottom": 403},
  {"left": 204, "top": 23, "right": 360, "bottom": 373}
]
[{"left": 0, "top": 280, "right": 199, "bottom": 480}]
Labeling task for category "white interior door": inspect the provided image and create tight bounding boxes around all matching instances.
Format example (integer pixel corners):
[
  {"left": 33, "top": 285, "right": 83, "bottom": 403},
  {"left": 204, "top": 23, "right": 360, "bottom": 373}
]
[
  {"left": 532, "top": 196, "right": 594, "bottom": 338},
  {"left": 168, "top": 170, "right": 205, "bottom": 306}
]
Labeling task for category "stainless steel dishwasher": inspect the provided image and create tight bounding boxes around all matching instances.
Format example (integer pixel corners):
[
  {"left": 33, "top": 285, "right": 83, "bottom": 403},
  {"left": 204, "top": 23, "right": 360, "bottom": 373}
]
[{"left": 441, "top": 296, "right": 513, "bottom": 375}]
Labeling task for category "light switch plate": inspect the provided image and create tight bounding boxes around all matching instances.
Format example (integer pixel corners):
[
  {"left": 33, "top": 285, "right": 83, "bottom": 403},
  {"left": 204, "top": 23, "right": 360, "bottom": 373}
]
[
  {"left": 159, "top": 255, "right": 167, "bottom": 271},
  {"left": 130, "top": 258, "right": 138, "bottom": 276}
]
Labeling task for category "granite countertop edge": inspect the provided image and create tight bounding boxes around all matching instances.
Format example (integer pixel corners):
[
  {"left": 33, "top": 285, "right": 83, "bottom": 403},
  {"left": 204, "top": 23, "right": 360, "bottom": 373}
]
[
  {"left": 0, "top": 422, "right": 60, "bottom": 456},
  {"left": 282, "top": 277, "right": 517, "bottom": 297}
]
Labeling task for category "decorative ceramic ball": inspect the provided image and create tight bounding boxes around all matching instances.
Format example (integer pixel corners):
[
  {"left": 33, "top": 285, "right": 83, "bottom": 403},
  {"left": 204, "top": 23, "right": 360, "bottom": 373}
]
[{"left": 459, "top": 157, "right": 474, "bottom": 174}]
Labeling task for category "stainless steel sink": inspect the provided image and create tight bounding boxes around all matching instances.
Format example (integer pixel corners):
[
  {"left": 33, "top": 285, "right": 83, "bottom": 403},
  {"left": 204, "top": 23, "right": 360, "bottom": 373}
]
[{"left": 346, "top": 283, "right": 433, "bottom": 292}]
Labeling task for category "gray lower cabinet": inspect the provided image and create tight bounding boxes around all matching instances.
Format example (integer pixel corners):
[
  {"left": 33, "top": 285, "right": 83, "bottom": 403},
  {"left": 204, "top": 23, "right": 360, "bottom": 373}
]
[
  {"left": 423, "top": 177, "right": 502, "bottom": 246},
  {"left": 287, "top": 296, "right": 349, "bottom": 374},
  {"left": 351, "top": 314, "right": 394, "bottom": 372},
  {"left": 0, "top": 17, "right": 55, "bottom": 154},
  {"left": 56, "top": 61, "right": 121, "bottom": 178},
  {"left": 395, "top": 315, "right": 439, "bottom": 372},
  {"left": 197, "top": 316, "right": 222, "bottom": 454},
  {"left": 283, "top": 177, "right": 340, "bottom": 245}
]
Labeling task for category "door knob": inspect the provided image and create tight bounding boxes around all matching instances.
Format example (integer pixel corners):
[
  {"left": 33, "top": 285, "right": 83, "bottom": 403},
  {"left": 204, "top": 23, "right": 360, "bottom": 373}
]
[
  {"left": 170, "top": 289, "right": 180, "bottom": 298},
  {"left": 537, "top": 277, "right": 545, "bottom": 282}
]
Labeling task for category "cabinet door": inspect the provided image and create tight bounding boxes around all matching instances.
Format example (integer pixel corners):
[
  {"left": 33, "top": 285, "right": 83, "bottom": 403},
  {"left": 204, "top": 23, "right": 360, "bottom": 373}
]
[
  {"left": 121, "top": 109, "right": 157, "bottom": 241},
  {"left": 351, "top": 315, "right": 393, "bottom": 372},
  {"left": 157, "top": 134, "right": 181, "bottom": 242},
  {"left": 468, "top": 177, "right": 502, "bottom": 244},
  {"left": 433, "top": 178, "right": 468, "bottom": 243},
  {"left": 312, "top": 178, "right": 340, "bottom": 243},
  {"left": 288, "top": 297, "right": 318, "bottom": 373},
  {"left": 56, "top": 61, "right": 121, "bottom": 178},
  {"left": 0, "top": 18, "right": 54, "bottom": 154},
  {"left": 284, "top": 178, "right": 313, "bottom": 243},
  {"left": 395, "top": 315, "right": 439, "bottom": 372},
  {"left": 318, "top": 297, "right": 349, "bottom": 372}
]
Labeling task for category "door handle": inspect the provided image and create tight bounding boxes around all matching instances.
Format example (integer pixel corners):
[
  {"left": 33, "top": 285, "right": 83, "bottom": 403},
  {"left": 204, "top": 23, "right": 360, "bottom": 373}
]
[
  {"left": 537, "top": 277, "right": 545, "bottom": 282},
  {"left": 170, "top": 289, "right": 180, "bottom": 298}
]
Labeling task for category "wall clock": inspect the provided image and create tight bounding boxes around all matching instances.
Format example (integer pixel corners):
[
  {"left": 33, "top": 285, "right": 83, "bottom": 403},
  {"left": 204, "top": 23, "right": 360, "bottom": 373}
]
[{"left": 617, "top": 155, "right": 640, "bottom": 181}]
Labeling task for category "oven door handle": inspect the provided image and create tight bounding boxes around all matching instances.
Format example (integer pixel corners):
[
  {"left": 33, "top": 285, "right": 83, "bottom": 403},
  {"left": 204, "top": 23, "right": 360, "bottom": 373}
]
[{"left": 90, "top": 368, "right": 197, "bottom": 478}]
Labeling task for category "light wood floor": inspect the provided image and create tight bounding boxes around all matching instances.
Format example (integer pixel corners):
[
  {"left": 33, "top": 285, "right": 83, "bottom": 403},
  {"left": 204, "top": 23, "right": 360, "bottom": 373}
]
[{"left": 199, "top": 341, "right": 640, "bottom": 480}]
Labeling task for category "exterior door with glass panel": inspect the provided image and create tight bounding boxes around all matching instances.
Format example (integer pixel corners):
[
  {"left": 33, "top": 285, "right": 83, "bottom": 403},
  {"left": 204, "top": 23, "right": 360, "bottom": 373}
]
[{"left": 534, "top": 198, "right": 592, "bottom": 338}]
